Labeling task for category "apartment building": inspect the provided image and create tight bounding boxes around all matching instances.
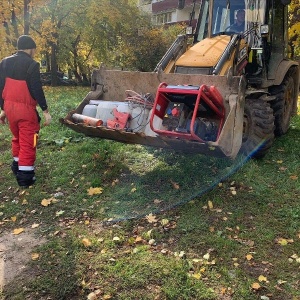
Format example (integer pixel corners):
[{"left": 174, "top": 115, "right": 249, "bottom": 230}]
[{"left": 137, "top": 0, "right": 202, "bottom": 26}]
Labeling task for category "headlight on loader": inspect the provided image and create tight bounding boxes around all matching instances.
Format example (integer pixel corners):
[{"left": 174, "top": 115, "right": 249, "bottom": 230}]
[
  {"left": 186, "top": 26, "right": 193, "bottom": 35},
  {"left": 260, "top": 25, "right": 269, "bottom": 36}
]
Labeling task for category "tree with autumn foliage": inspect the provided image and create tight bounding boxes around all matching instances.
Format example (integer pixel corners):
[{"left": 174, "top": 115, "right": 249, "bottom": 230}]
[
  {"left": 0, "top": 0, "right": 43, "bottom": 58},
  {"left": 30, "top": 0, "right": 93, "bottom": 85},
  {"left": 0, "top": 0, "right": 182, "bottom": 84},
  {"left": 288, "top": 0, "right": 300, "bottom": 58},
  {"left": 115, "top": 24, "right": 185, "bottom": 72},
  {"left": 83, "top": 0, "right": 184, "bottom": 72}
]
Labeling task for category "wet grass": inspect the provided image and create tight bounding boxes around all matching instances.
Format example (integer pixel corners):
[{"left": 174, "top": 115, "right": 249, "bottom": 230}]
[{"left": 0, "top": 88, "right": 299, "bottom": 300}]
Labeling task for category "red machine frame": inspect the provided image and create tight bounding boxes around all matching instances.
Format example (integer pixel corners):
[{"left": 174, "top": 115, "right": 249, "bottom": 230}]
[{"left": 149, "top": 82, "right": 225, "bottom": 142}]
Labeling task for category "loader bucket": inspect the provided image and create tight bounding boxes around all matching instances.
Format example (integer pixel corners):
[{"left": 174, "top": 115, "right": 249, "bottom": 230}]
[{"left": 61, "top": 66, "right": 245, "bottom": 158}]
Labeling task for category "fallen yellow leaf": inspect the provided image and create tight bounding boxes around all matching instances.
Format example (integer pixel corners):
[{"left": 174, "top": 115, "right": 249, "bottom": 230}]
[
  {"left": 41, "top": 198, "right": 52, "bottom": 207},
  {"left": 11, "top": 216, "right": 17, "bottom": 222},
  {"left": 135, "top": 236, "right": 143, "bottom": 242},
  {"left": 145, "top": 213, "right": 158, "bottom": 223},
  {"left": 290, "top": 175, "right": 298, "bottom": 180},
  {"left": 170, "top": 180, "right": 180, "bottom": 190},
  {"left": 258, "top": 275, "right": 267, "bottom": 282},
  {"left": 208, "top": 200, "right": 213, "bottom": 210},
  {"left": 252, "top": 282, "right": 261, "bottom": 290},
  {"left": 192, "top": 273, "right": 201, "bottom": 279},
  {"left": 278, "top": 238, "right": 288, "bottom": 245},
  {"left": 203, "top": 253, "right": 210, "bottom": 260},
  {"left": 87, "top": 292, "right": 97, "bottom": 300},
  {"left": 246, "top": 254, "right": 253, "bottom": 261},
  {"left": 277, "top": 238, "right": 293, "bottom": 246},
  {"left": 87, "top": 187, "right": 103, "bottom": 196},
  {"left": 82, "top": 238, "right": 92, "bottom": 247},
  {"left": 31, "top": 253, "right": 40, "bottom": 260},
  {"left": 13, "top": 228, "right": 24, "bottom": 235},
  {"left": 31, "top": 223, "right": 40, "bottom": 229},
  {"left": 161, "top": 219, "right": 169, "bottom": 226}
]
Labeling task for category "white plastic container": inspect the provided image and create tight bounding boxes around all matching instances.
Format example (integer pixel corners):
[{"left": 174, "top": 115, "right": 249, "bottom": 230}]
[
  {"left": 129, "top": 106, "right": 150, "bottom": 133},
  {"left": 95, "top": 101, "right": 124, "bottom": 124},
  {"left": 82, "top": 104, "right": 98, "bottom": 118},
  {"left": 117, "top": 102, "right": 131, "bottom": 114},
  {"left": 144, "top": 108, "right": 166, "bottom": 137}
]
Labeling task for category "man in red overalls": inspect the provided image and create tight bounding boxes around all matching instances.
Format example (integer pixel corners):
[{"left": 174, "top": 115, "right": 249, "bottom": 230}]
[{"left": 0, "top": 35, "right": 51, "bottom": 188}]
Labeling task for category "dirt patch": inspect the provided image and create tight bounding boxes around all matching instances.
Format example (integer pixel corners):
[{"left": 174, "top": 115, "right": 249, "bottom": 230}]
[{"left": 0, "top": 229, "right": 46, "bottom": 290}]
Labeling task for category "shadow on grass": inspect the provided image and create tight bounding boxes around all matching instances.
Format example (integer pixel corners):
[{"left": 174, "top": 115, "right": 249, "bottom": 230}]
[{"left": 88, "top": 144, "right": 250, "bottom": 222}]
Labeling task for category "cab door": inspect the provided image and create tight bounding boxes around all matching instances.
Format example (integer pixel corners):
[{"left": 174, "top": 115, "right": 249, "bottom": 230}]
[{"left": 267, "top": 0, "right": 289, "bottom": 79}]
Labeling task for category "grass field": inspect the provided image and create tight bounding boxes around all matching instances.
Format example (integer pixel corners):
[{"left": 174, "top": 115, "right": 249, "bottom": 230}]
[{"left": 0, "top": 87, "right": 299, "bottom": 300}]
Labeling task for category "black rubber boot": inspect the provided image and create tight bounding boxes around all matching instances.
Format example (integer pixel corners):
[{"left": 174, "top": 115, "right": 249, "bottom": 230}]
[
  {"left": 11, "top": 160, "right": 18, "bottom": 176},
  {"left": 16, "top": 170, "right": 36, "bottom": 188}
]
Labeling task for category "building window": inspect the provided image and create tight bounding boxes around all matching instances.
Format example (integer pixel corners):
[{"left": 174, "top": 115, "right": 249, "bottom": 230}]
[{"left": 153, "top": 12, "right": 172, "bottom": 24}]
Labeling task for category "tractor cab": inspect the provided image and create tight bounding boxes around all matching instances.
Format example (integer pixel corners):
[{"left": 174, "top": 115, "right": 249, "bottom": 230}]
[
  {"left": 195, "top": 0, "right": 248, "bottom": 39},
  {"left": 177, "top": 0, "right": 292, "bottom": 88}
]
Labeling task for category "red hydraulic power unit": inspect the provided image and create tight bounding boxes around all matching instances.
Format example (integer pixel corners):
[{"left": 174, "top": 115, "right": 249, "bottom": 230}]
[{"left": 149, "top": 83, "right": 225, "bottom": 142}]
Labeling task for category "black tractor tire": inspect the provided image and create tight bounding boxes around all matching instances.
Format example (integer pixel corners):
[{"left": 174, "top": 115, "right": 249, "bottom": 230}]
[
  {"left": 241, "top": 98, "right": 275, "bottom": 159},
  {"left": 269, "top": 68, "right": 298, "bottom": 136}
]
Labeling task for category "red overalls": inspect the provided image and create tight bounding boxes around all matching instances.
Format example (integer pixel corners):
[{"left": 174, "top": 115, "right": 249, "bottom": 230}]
[{"left": 2, "top": 77, "right": 40, "bottom": 170}]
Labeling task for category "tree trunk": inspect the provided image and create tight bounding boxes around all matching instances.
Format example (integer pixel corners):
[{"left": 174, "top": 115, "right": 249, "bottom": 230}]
[
  {"left": 51, "top": 44, "right": 58, "bottom": 86},
  {"left": 73, "top": 69, "right": 82, "bottom": 83},
  {"left": 11, "top": 8, "right": 20, "bottom": 38},
  {"left": 24, "top": 0, "right": 30, "bottom": 35}
]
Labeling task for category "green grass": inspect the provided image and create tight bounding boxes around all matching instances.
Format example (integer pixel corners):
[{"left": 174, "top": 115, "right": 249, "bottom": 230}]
[{"left": 0, "top": 87, "right": 299, "bottom": 300}]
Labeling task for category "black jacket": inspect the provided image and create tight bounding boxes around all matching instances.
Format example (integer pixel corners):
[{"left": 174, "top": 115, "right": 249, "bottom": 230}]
[{"left": 0, "top": 51, "right": 47, "bottom": 111}]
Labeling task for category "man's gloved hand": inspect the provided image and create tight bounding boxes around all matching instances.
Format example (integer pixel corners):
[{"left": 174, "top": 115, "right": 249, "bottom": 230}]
[
  {"left": 43, "top": 111, "right": 52, "bottom": 126},
  {"left": 0, "top": 111, "right": 6, "bottom": 124}
]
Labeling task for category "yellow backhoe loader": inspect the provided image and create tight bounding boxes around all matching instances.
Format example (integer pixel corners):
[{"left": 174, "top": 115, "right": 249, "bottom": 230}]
[{"left": 62, "top": 0, "right": 299, "bottom": 159}]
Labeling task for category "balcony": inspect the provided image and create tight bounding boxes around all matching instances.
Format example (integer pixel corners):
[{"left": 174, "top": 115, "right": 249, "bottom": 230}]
[{"left": 152, "top": 0, "right": 201, "bottom": 13}]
